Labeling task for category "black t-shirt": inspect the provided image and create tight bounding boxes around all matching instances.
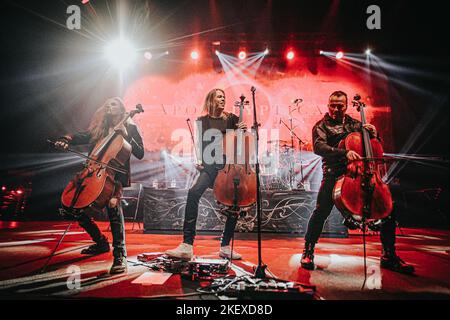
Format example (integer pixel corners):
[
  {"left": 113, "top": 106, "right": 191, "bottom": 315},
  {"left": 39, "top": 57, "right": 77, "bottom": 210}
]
[{"left": 196, "top": 113, "right": 239, "bottom": 176}]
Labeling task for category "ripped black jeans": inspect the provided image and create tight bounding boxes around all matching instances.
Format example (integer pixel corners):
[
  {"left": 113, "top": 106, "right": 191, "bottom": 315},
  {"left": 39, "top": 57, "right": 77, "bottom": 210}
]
[{"left": 76, "top": 182, "right": 126, "bottom": 257}]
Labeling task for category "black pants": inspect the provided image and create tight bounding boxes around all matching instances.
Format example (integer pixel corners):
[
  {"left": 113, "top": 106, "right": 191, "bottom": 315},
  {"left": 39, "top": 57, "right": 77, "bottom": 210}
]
[
  {"left": 183, "top": 170, "right": 238, "bottom": 246},
  {"left": 304, "top": 173, "right": 396, "bottom": 252},
  {"left": 76, "top": 183, "right": 126, "bottom": 257}
]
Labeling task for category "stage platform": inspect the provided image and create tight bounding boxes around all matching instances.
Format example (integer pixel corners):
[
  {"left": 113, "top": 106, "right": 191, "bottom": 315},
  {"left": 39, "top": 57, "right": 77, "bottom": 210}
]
[
  {"left": 0, "top": 221, "right": 449, "bottom": 300},
  {"left": 141, "top": 189, "right": 347, "bottom": 237}
]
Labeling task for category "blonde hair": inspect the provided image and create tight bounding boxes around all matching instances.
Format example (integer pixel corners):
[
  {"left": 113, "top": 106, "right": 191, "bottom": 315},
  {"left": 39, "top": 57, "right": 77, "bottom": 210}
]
[
  {"left": 88, "top": 97, "right": 126, "bottom": 143},
  {"left": 202, "top": 88, "right": 229, "bottom": 119}
]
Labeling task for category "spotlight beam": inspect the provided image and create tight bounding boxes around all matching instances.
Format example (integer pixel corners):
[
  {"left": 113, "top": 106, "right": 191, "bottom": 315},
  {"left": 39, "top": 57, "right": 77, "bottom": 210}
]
[
  {"left": 385, "top": 96, "right": 448, "bottom": 182},
  {"left": 217, "top": 51, "right": 266, "bottom": 80},
  {"left": 371, "top": 55, "right": 443, "bottom": 80},
  {"left": 346, "top": 56, "right": 433, "bottom": 95}
]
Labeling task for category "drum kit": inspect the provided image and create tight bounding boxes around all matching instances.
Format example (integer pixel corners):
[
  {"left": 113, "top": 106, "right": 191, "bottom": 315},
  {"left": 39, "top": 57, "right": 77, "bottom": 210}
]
[
  {"left": 260, "top": 139, "right": 306, "bottom": 191},
  {"left": 260, "top": 99, "right": 311, "bottom": 191}
]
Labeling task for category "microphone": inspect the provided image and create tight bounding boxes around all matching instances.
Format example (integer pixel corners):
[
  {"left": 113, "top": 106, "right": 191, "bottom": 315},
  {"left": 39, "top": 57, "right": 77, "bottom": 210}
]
[{"left": 354, "top": 94, "right": 361, "bottom": 101}]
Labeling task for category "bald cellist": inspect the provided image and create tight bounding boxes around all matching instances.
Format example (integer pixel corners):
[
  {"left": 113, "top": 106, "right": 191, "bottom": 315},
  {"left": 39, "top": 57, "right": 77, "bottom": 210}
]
[{"left": 300, "top": 91, "right": 414, "bottom": 274}]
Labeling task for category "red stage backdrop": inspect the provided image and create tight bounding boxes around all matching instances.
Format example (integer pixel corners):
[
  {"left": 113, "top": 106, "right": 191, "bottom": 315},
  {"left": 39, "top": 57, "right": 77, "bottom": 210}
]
[{"left": 123, "top": 60, "right": 393, "bottom": 155}]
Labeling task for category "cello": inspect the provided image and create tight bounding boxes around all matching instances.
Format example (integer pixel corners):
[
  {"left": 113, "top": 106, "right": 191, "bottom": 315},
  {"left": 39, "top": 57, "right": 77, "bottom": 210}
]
[
  {"left": 59, "top": 104, "right": 144, "bottom": 213},
  {"left": 213, "top": 94, "right": 257, "bottom": 211},
  {"left": 333, "top": 95, "right": 393, "bottom": 223}
]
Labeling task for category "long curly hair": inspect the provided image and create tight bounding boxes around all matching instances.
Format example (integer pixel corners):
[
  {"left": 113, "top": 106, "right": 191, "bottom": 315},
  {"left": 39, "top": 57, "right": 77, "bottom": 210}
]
[
  {"left": 88, "top": 97, "right": 126, "bottom": 143},
  {"left": 202, "top": 88, "right": 229, "bottom": 119}
]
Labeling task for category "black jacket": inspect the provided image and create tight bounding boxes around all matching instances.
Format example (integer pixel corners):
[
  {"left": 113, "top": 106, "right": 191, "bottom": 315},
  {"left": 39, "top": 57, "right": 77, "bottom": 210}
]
[
  {"left": 312, "top": 113, "right": 376, "bottom": 175},
  {"left": 66, "top": 122, "right": 144, "bottom": 187}
]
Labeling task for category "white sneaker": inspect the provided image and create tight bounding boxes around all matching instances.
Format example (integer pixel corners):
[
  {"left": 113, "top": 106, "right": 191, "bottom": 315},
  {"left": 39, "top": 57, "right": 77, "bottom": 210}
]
[
  {"left": 165, "top": 243, "right": 193, "bottom": 260},
  {"left": 219, "top": 246, "right": 242, "bottom": 260}
]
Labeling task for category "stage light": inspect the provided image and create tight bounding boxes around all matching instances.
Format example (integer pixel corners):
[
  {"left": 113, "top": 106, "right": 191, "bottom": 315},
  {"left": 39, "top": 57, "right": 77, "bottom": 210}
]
[
  {"left": 336, "top": 51, "right": 344, "bottom": 59},
  {"left": 365, "top": 49, "right": 372, "bottom": 55},
  {"left": 104, "top": 38, "right": 137, "bottom": 70},
  {"left": 144, "top": 51, "right": 153, "bottom": 60},
  {"left": 16, "top": 189, "right": 23, "bottom": 195},
  {"left": 215, "top": 50, "right": 220, "bottom": 56},
  {"left": 264, "top": 48, "right": 269, "bottom": 55},
  {"left": 286, "top": 50, "right": 295, "bottom": 60},
  {"left": 238, "top": 51, "right": 246, "bottom": 60},
  {"left": 319, "top": 50, "right": 324, "bottom": 55},
  {"left": 165, "top": 51, "right": 169, "bottom": 55},
  {"left": 1, "top": 186, "right": 6, "bottom": 191},
  {"left": 190, "top": 50, "right": 199, "bottom": 60}
]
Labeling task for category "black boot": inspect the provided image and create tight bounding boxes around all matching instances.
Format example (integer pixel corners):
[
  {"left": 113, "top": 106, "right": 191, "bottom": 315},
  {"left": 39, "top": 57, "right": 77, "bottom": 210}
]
[
  {"left": 380, "top": 248, "right": 415, "bottom": 274},
  {"left": 81, "top": 236, "right": 110, "bottom": 255},
  {"left": 110, "top": 252, "right": 127, "bottom": 274},
  {"left": 300, "top": 242, "right": 315, "bottom": 270}
]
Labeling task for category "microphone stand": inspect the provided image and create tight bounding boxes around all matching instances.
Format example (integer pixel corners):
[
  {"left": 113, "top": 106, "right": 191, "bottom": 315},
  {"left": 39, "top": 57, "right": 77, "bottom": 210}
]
[
  {"left": 299, "top": 137, "right": 305, "bottom": 188},
  {"left": 290, "top": 101, "right": 305, "bottom": 189},
  {"left": 288, "top": 108, "right": 295, "bottom": 190},
  {"left": 279, "top": 119, "right": 305, "bottom": 189},
  {"left": 250, "top": 86, "right": 267, "bottom": 279}
]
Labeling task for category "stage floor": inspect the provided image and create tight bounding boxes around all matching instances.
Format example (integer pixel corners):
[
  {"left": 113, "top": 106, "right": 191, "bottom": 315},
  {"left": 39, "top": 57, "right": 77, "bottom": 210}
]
[{"left": 0, "top": 221, "right": 449, "bottom": 300}]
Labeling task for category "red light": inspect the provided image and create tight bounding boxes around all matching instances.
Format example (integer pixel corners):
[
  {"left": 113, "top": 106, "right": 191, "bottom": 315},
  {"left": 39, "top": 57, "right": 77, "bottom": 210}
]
[
  {"left": 238, "top": 51, "right": 246, "bottom": 60},
  {"left": 1, "top": 186, "right": 5, "bottom": 191},
  {"left": 190, "top": 51, "right": 199, "bottom": 60},
  {"left": 336, "top": 51, "right": 344, "bottom": 59},
  {"left": 16, "top": 190, "right": 23, "bottom": 195},
  {"left": 286, "top": 50, "right": 295, "bottom": 60}
]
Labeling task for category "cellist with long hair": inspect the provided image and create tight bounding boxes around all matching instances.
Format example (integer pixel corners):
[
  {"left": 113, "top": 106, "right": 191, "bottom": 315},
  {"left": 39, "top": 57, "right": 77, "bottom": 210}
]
[
  {"left": 55, "top": 97, "right": 144, "bottom": 274},
  {"left": 165, "top": 88, "right": 247, "bottom": 260}
]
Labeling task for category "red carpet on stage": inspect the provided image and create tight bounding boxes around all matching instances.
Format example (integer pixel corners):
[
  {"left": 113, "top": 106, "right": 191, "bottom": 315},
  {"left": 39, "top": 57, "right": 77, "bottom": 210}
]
[{"left": 0, "top": 221, "right": 448, "bottom": 299}]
